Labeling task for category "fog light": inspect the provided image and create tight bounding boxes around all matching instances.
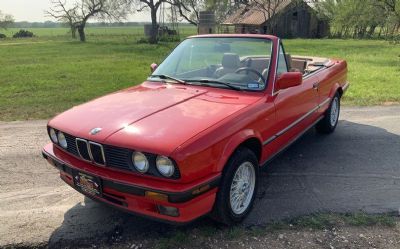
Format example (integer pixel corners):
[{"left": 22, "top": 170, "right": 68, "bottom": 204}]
[{"left": 157, "top": 205, "right": 179, "bottom": 217}]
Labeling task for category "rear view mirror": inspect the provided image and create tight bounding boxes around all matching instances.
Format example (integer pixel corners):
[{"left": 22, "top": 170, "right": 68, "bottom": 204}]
[
  {"left": 276, "top": 72, "right": 302, "bottom": 90},
  {"left": 150, "top": 63, "right": 158, "bottom": 73}
]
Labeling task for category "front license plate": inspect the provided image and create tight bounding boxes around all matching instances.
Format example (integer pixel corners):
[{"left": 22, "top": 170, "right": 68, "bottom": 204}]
[{"left": 73, "top": 171, "right": 102, "bottom": 197}]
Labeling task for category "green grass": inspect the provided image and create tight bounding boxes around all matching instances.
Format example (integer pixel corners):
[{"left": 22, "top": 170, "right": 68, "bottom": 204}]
[
  {"left": 0, "top": 26, "right": 196, "bottom": 39},
  {"left": 0, "top": 27, "right": 399, "bottom": 121},
  {"left": 284, "top": 39, "right": 400, "bottom": 106},
  {"left": 0, "top": 38, "right": 177, "bottom": 120}
]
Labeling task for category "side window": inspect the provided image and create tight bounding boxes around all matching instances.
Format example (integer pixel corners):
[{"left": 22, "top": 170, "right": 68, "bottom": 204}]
[{"left": 277, "top": 44, "right": 288, "bottom": 75}]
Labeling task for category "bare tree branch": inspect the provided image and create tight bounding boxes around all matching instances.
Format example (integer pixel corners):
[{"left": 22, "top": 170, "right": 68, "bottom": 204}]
[
  {"left": 167, "top": 0, "right": 201, "bottom": 25},
  {"left": 133, "top": 0, "right": 172, "bottom": 43},
  {"left": 47, "top": 0, "right": 133, "bottom": 41},
  {"left": 137, "top": 5, "right": 149, "bottom": 11}
]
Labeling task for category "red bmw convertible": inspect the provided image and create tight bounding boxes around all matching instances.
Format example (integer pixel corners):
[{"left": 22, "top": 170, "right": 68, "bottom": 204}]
[{"left": 42, "top": 34, "right": 348, "bottom": 224}]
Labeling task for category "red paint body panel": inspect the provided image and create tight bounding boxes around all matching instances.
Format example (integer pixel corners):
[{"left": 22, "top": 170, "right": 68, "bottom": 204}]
[
  {"left": 42, "top": 35, "right": 348, "bottom": 223},
  {"left": 104, "top": 83, "right": 262, "bottom": 158}
]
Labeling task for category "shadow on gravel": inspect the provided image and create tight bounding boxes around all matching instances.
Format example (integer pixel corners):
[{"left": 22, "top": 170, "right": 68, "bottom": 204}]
[
  {"left": 47, "top": 198, "right": 218, "bottom": 248},
  {"left": 48, "top": 121, "right": 400, "bottom": 248}
]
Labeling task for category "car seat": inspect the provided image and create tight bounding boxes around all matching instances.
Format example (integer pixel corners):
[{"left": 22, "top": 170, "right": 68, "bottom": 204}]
[{"left": 215, "top": 53, "right": 240, "bottom": 78}]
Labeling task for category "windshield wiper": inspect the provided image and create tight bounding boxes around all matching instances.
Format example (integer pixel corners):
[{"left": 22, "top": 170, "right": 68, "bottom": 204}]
[
  {"left": 149, "top": 74, "right": 186, "bottom": 84},
  {"left": 185, "top": 79, "right": 242, "bottom": 91}
]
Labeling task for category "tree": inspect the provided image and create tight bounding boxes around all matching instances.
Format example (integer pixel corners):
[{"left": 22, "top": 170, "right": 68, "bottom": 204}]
[
  {"left": 212, "top": 0, "right": 249, "bottom": 25},
  {"left": 46, "top": 0, "right": 79, "bottom": 38},
  {"left": 0, "top": 10, "right": 14, "bottom": 29},
  {"left": 135, "top": 0, "right": 171, "bottom": 43},
  {"left": 220, "top": 0, "right": 288, "bottom": 34},
  {"left": 47, "top": 0, "right": 133, "bottom": 42},
  {"left": 171, "top": 0, "right": 246, "bottom": 26},
  {"left": 377, "top": 0, "right": 400, "bottom": 36},
  {"left": 136, "top": 0, "right": 236, "bottom": 42},
  {"left": 170, "top": 0, "right": 205, "bottom": 25},
  {"left": 253, "top": 0, "right": 285, "bottom": 19},
  {"left": 313, "top": 0, "right": 398, "bottom": 38}
]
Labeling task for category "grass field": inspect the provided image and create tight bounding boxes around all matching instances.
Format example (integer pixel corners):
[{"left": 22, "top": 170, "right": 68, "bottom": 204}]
[
  {"left": 0, "top": 27, "right": 399, "bottom": 121},
  {"left": 0, "top": 26, "right": 197, "bottom": 39}
]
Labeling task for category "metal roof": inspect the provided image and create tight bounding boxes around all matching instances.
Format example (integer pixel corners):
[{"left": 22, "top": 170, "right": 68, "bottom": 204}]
[{"left": 223, "top": 0, "right": 295, "bottom": 26}]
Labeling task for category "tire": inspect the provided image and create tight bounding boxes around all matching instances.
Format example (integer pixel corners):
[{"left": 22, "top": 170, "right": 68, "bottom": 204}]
[
  {"left": 211, "top": 147, "right": 259, "bottom": 225},
  {"left": 316, "top": 93, "right": 341, "bottom": 134}
]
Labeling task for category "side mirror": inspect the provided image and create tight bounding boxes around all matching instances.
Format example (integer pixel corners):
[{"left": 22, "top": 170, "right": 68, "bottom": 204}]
[
  {"left": 276, "top": 72, "right": 302, "bottom": 90},
  {"left": 150, "top": 63, "right": 158, "bottom": 73}
]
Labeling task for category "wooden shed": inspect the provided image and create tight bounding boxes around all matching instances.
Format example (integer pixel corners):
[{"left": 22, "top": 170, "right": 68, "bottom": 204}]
[{"left": 222, "top": 0, "right": 329, "bottom": 38}]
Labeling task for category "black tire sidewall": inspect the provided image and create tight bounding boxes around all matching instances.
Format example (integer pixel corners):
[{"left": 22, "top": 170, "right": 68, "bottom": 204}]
[
  {"left": 328, "top": 94, "right": 340, "bottom": 129},
  {"left": 316, "top": 93, "right": 341, "bottom": 133},
  {"left": 213, "top": 147, "right": 259, "bottom": 224}
]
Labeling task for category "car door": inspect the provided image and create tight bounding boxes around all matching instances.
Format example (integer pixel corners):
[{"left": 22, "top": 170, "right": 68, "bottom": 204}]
[{"left": 267, "top": 43, "right": 319, "bottom": 155}]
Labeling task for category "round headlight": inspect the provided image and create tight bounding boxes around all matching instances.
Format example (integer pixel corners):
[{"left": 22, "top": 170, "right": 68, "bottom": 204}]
[
  {"left": 132, "top": 152, "right": 149, "bottom": 173},
  {"left": 57, "top": 132, "right": 68, "bottom": 149},
  {"left": 49, "top": 128, "right": 58, "bottom": 143},
  {"left": 156, "top": 156, "right": 175, "bottom": 177}
]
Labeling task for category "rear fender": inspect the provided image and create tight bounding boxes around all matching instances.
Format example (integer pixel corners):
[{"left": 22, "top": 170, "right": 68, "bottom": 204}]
[
  {"left": 329, "top": 82, "right": 342, "bottom": 99},
  {"left": 328, "top": 60, "right": 347, "bottom": 99}
]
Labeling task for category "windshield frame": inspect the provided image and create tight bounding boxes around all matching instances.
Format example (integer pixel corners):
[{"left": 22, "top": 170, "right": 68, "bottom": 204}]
[{"left": 148, "top": 36, "right": 274, "bottom": 92}]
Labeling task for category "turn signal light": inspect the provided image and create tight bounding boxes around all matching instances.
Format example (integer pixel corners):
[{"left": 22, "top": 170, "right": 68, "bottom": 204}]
[
  {"left": 145, "top": 191, "right": 168, "bottom": 202},
  {"left": 192, "top": 184, "right": 210, "bottom": 195}
]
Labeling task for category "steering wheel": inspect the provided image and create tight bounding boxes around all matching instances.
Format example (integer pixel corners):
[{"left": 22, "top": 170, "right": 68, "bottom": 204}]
[{"left": 235, "top": 67, "right": 267, "bottom": 84}]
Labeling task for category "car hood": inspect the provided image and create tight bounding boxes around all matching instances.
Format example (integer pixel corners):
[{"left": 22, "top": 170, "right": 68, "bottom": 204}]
[{"left": 49, "top": 82, "right": 262, "bottom": 155}]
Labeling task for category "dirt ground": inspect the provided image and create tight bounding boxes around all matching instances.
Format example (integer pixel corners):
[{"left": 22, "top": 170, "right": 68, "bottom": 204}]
[
  {"left": 11, "top": 219, "right": 400, "bottom": 249},
  {"left": 105, "top": 223, "right": 400, "bottom": 249}
]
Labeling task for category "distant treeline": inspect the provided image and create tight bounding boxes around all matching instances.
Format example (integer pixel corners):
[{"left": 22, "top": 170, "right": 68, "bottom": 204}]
[
  {"left": 315, "top": 0, "right": 400, "bottom": 40},
  {"left": 9, "top": 21, "right": 193, "bottom": 28}
]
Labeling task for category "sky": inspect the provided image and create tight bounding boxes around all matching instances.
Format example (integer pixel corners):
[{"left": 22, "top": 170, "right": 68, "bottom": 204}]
[{"left": 0, "top": 0, "right": 149, "bottom": 22}]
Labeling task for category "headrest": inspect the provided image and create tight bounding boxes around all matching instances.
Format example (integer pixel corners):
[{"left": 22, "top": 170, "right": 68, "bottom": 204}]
[{"left": 222, "top": 53, "right": 240, "bottom": 69}]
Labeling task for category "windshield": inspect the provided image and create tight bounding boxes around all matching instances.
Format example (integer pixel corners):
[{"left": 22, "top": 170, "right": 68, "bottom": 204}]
[{"left": 150, "top": 37, "right": 273, "bottom": 91}]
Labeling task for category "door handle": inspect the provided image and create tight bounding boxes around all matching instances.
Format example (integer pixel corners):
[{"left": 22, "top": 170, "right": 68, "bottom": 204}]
[{"left": 313, "top": 82, "right": 320, "bottom": 89}]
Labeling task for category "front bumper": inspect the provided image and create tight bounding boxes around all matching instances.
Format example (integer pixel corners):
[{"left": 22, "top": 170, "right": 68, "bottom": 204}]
[{"left": 42, "top": 143, "right": 220, "bottom": 224}]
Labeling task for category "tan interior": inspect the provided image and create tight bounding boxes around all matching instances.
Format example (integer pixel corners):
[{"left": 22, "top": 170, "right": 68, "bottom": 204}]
[
  {"left": 286, "top": 54, "right": 331, "bottom": 76},
  {"left": 219, "top": 54, "right": 331, "bottom": 79}
]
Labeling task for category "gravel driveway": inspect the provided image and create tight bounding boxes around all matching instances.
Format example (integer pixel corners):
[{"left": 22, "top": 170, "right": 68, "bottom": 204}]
[{"left": 1, "top": 106, "right": 399, "bottom": 248}]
